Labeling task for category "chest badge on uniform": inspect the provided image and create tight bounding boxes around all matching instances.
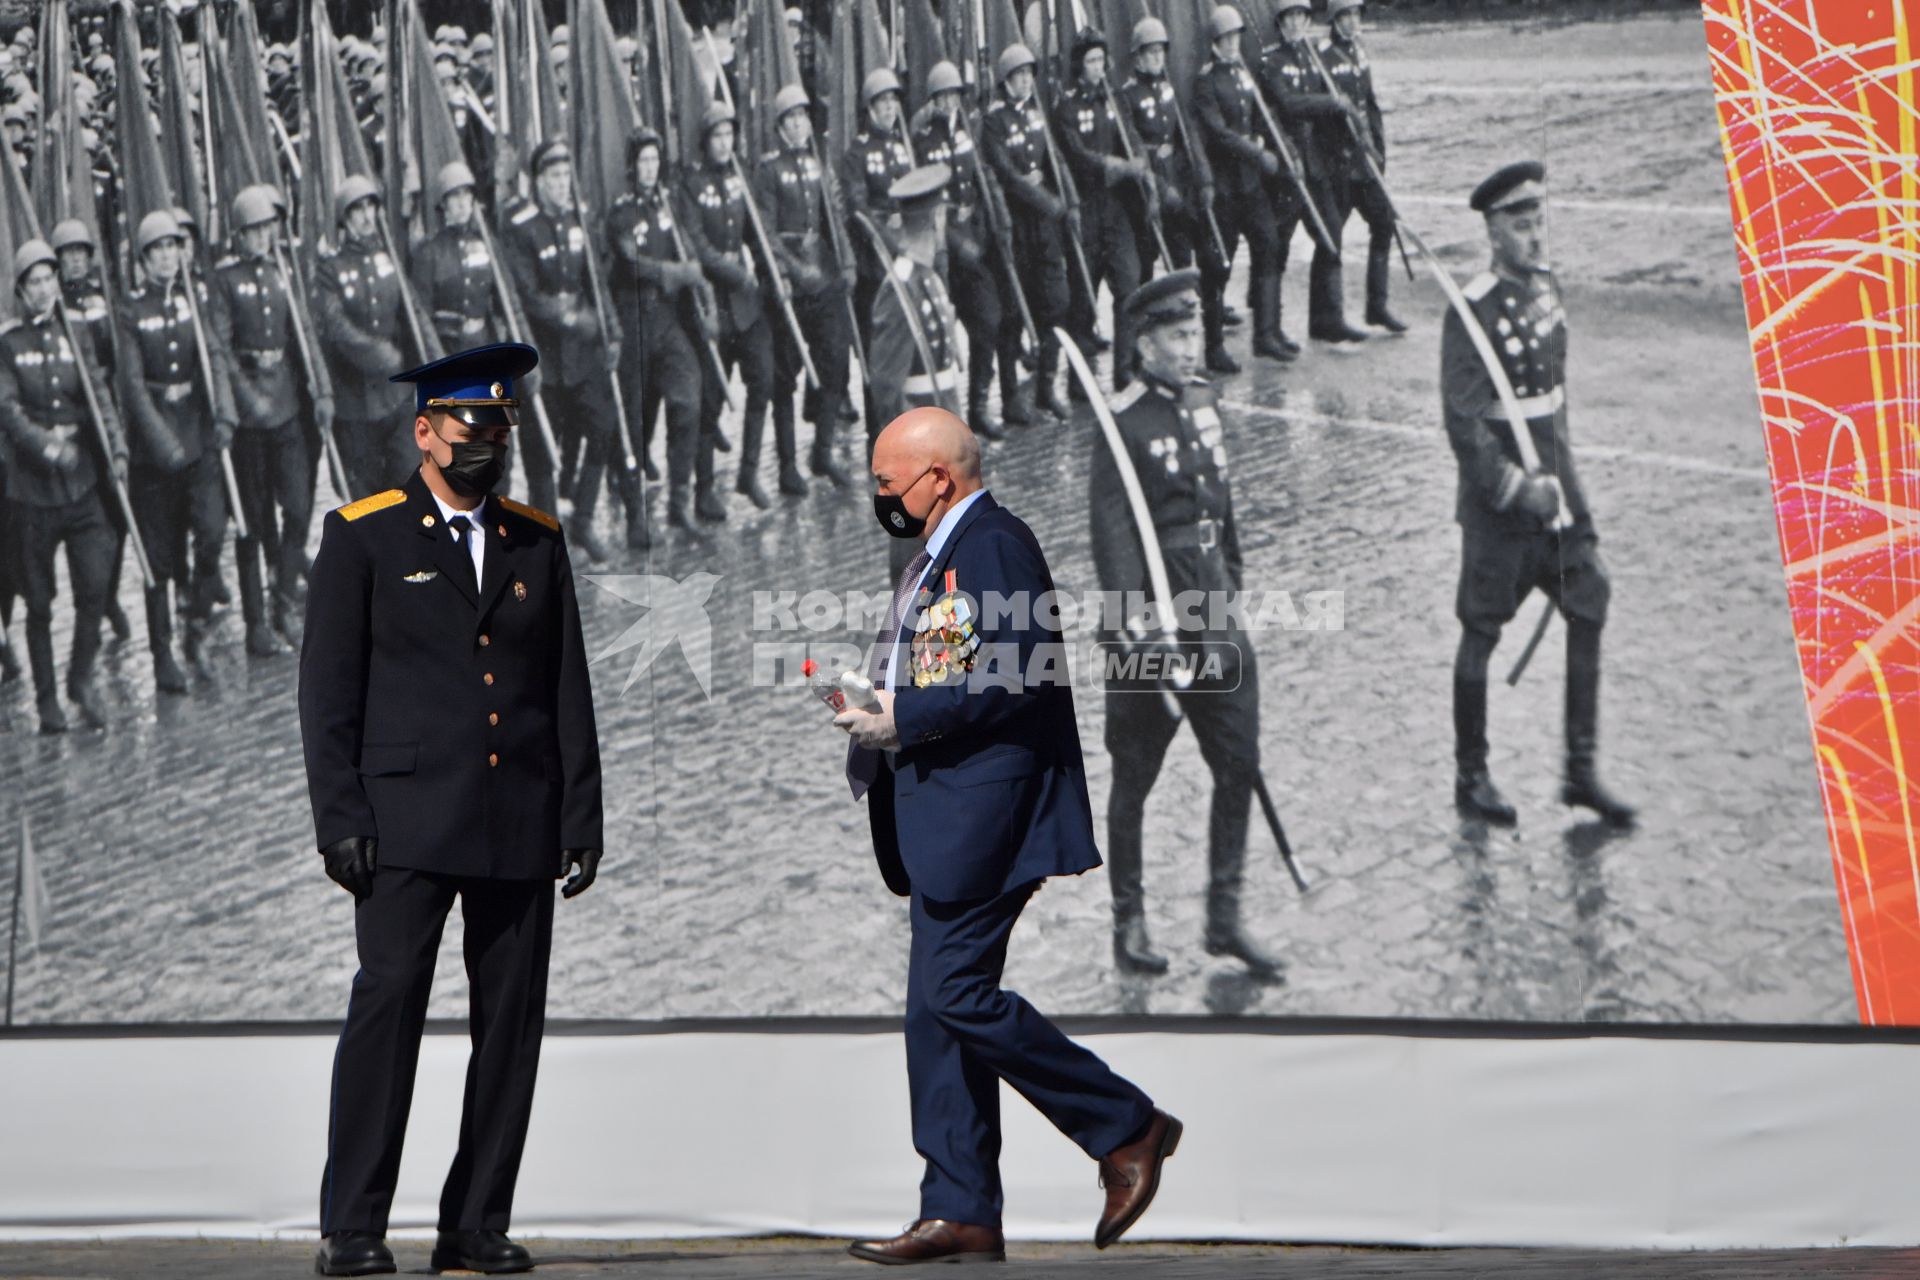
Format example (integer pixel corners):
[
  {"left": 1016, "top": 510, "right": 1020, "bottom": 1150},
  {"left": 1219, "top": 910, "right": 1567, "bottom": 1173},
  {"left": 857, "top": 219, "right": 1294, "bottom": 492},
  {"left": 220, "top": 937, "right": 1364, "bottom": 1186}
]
[
  {"left": 910, "top": 569, "right": 980, "bottom": 688},
  {"left": 514, "top": 580, "right": 528, "bottom": 602},
  {"left": 403, "top": 569, "right": 439, "bottom": 584}
]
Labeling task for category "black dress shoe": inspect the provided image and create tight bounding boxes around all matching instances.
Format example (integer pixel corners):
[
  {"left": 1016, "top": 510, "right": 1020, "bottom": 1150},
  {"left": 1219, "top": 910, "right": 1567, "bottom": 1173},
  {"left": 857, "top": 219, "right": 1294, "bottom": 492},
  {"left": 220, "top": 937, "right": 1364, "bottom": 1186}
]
[
  {"left": 1456, "top": 769, "right": 1518, "bottom": 826},
  {"left": 431, "top": 1229, "right": 532, "bottom": 1275},
  {"left": 314, "top": 1231, "right": 395, "bottom": 1276},
  {"left": 1366, "top": 306, "right": 1409, "bottom": 334},
  {"left": 1562, "top": 765, "right": 1637, "bottom": 829}
]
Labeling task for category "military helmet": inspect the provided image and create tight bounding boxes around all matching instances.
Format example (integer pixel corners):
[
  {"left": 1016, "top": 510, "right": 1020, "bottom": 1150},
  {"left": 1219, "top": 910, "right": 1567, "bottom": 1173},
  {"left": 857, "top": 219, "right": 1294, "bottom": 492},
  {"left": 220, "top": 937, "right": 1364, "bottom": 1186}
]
[
  {"left": 1275, "top": 0, "right": 1312, "bottom": 14},
  {"left": 471, "top": 32, "right": 495, "bottom": 54},
  {"left": 135, "top": 209, "right": 185, "bottom": 254},
  {"left": 433, "top": 159, "right": 477, "bottom": 206},
  {"left": 49, "top": 218, "right": 93, "bottom": 253},
  {"left": 701, "top": 99, "right": 735, "bottom": 135},
  {"left": 773, "top": 82, "right": 809, "bottom": 118},
  {"left": 1208, "top": 4, "right": 1246, "bottom": 38},
  {"left": 231, "top": 184, "right": 281, "bottom": 229},
  {"left": 614, "top": 34, "right": 638, "bottom": 60},
  {"left": 550, "top": 23, "right": 569, "bottom": 44},
  {"left": 1131, "top": 16, "right": 1169, "bottom": 51},
  {"left": 333, "top": 173, "right": 382, "bottom": 224},
  {"left": 12, "top": 237, "right": 53, "bottom": 283},
  {"left": 996, "top": 42, "right": 1037, "bottom": 81},
  {"left": 926, "top": 60, "right": 963, "bottom": 96},
  {"left": 862, "top": 66, "right": 902, "bottom": 104},
  {"left": 1327, "top": 0, "right": 1364, "bottom": 15}
]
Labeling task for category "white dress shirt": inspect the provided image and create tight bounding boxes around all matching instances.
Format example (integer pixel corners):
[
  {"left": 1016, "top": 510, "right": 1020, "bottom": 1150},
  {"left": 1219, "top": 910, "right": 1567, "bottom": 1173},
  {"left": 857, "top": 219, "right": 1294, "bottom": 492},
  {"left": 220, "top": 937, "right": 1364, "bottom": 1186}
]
[{"left": 431, "top": 487, "right": 488, "bottom": 588}]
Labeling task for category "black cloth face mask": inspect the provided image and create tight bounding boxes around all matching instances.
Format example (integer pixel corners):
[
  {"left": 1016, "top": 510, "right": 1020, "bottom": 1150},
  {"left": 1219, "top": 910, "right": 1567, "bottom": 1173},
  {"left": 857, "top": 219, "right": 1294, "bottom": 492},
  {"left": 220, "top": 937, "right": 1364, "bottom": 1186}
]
[
  {"left": 874, "top": 467, "right": 935, "bottom": 539},
  {"left": 434, "top": 425, "right": 509, "bottom": 498}
]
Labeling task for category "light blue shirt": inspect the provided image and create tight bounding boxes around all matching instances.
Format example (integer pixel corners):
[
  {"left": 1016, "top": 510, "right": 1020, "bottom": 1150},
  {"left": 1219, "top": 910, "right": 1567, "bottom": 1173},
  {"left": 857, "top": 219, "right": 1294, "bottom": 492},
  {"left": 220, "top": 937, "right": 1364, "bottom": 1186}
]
[{"left": 884, "top": 487, "right": 987, "bottom": 691}]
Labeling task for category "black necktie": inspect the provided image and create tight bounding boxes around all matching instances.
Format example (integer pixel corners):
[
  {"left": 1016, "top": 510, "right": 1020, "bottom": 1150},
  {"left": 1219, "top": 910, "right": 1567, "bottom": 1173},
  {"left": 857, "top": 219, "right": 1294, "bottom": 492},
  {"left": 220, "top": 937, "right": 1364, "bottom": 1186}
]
[{"left": 448, "top": 515, "right": 478, "bottom": 590}]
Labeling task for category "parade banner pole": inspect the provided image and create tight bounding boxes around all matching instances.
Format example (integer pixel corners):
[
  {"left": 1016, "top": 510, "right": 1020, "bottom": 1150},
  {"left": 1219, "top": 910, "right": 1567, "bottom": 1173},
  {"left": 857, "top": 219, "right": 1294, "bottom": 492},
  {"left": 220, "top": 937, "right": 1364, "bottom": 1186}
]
[
  {"left": 852, "top": 210, "right": 955, "bottom": 415},
  {"left": 1098, "top": 78, "right": 1173, "bottom": 268},
  {"left": 812, "top": 137, "right": 870, "bottom": 388},
  {"left": 1300, "top": 37, "right": 1413, "bottom": 282},
  {"left": 177, "top": 276, "right": 251, "bottom": 541},
  {"left": 57, "top": 299, "right": 155, "bottom": 588},
  {"left": 567, "top": 187, "right": 639, "bottom": 473},
  {"left": 1244, "top": 67, "right": 1340, "bottom": 258},
  {"left": 471, "top": 215, "right": 566, "bottom": 472},
  {"left": 1055, "top": 325, "right": 1308, "bottom": 893},
  {"left": 957, "top": 121, "right": 1038, "bottom": 365},
  {"left": 1165, "top": 91, "right": 1231, "bottom": 267},
  {"left": 273, "top": 247, "right": 352, "bottom": 503}
]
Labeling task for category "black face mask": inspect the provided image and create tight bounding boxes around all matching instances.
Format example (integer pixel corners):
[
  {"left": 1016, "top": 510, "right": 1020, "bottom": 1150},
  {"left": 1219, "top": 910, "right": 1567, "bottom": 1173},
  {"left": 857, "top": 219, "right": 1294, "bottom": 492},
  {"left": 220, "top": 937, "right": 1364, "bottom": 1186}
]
[
  {"left": 437, "top": 434, "right": 510, "bottom": 498},
  {"left": 874, "top": 467, "right": 935, "bottom": 539}
]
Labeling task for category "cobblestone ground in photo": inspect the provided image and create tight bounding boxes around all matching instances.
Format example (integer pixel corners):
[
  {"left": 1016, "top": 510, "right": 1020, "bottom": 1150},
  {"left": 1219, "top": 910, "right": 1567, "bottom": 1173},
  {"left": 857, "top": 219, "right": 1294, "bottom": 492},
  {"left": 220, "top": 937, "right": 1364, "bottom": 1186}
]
[
  {"left": 0, "top": 12, "right": 1849, "bottom": 1027},
  {"left": 2, "top": 1239, "right": 1918, "bottom": 1279}
]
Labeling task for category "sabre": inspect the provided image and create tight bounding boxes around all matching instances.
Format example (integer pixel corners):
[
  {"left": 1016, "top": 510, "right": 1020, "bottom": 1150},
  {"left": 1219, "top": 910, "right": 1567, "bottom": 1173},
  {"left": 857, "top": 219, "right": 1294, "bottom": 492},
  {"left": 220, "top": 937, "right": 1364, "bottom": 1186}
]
[
  {"left": 58, "top": 299, "right": 154, "bottom": 589},
  {"left": 853, "top": 210, "right": 954, "bottom": 415},
  {"left": 1055, "top": 325, "right": 1309, "bottom": 894},
  {"left": 176, "top": 274, "right": 250, "bottom": 540}
]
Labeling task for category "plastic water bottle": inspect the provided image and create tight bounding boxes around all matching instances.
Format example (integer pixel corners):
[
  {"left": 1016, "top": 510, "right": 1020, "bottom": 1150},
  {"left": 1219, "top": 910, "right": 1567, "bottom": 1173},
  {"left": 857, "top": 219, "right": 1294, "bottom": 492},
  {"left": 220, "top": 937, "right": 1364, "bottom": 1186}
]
[{"left": 803, "top": 659, "right": 882, "bottom": 714}]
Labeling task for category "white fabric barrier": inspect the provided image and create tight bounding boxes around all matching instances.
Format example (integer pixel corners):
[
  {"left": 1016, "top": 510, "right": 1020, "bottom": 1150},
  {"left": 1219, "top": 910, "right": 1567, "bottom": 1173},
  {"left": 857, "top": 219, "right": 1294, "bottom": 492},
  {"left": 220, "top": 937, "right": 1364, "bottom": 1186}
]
[{"left": 1, "top": 1027, "right": 1915, "bottom": 1247}]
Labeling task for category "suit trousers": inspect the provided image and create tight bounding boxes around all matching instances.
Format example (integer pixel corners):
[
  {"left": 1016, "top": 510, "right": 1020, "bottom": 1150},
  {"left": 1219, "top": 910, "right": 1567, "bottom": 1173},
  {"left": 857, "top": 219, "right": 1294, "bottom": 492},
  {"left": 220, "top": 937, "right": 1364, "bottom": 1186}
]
[
  {"left": 906, "top": 881, "right": 1155, "bottom": 1227},
  {"left": 320, "top": 866, "right": 554, "bottom": 1235}
]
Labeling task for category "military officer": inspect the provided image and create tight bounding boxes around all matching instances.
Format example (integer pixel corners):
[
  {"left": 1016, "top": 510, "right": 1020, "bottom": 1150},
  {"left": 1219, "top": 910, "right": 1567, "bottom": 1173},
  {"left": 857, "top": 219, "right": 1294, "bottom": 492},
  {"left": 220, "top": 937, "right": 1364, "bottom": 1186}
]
[
  {"left": 841, "top": 67, "right": 916, "bottom": 378},
  {"left": 1122, "top": 17, "right": 1234, "bottom": 375},
  {"left": 680, "top": 102, "right": 775, "bottom": 525},
  {"left": 1444, "top": 161, "right": 1633, "bottom": 829},
  {"left": 314, "top": 177, "right": 418, "bottom": 501},
  {"left": 608, "top": 126, "right": 708, "bottom": 537},
  {"left": 504, "top": 138, "right": 621, "bottom": 547},
  {"left": 1194, "top": 5, "right": 1291, "bottom": 362},
  {"left": 210, "top": 184, "right": 330, "bottom": 658},
  {"left": 114, "top": 208, "right": 236, "bottom": 690},
  {"left": 1090, "top": 271, "right": 1281, "bottom": 979},
  {"left": 911, "top": 59, "right": 1007, "bottom": 441},
  {"left": 753, "top": 83, "right": 849, "bottom": 499},
  {"left": 300, "top": 342, "right": 603, "bottom": 1280},
  {"left": 0, "top": 239, "right": 124, "bottom": 732},
  {"left": 983, "top": 43, "right": 1072, "bottom": 425},
  {"left": 1318, "top": 0, "right": 1403, "bottom": 334},
  {"left": 1056, "top": 27, "right": 1152, "bottom": 391}
]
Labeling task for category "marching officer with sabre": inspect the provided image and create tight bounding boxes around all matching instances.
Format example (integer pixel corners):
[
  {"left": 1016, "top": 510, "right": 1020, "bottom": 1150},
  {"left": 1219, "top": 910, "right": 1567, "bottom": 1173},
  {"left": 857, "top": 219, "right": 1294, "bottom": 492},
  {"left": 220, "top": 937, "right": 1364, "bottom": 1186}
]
[
  {"left": 1444, "top": 161, "right": 1633, "bottom": 830},
  {"left": 1089, "top": 271, "right": 1282, "bottom": 980}
]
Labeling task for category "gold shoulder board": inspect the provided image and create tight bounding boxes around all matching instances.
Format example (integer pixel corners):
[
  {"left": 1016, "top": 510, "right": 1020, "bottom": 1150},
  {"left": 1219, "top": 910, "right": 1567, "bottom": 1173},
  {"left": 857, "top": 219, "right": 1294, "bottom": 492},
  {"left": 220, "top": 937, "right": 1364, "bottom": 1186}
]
[
  {"left": 498, "top": 496, "right": 560, "bottom": 531},
  {"left": 338, "top": 489, "right": 407, "bottom": 522}
]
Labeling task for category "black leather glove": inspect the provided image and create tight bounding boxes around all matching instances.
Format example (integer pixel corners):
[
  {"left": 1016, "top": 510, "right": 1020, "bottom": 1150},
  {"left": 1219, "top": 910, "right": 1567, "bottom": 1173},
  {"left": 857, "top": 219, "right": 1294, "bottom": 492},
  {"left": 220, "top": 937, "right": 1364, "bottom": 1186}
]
[
  {"left": 1513, "top": 473, "right": 1563, "bottom": 524},
  {"left": 560, "top": 847, "right": 601, "bottom": 899},
  {"left": 321, "top": 835, "right": 378, "bottom": 899}
]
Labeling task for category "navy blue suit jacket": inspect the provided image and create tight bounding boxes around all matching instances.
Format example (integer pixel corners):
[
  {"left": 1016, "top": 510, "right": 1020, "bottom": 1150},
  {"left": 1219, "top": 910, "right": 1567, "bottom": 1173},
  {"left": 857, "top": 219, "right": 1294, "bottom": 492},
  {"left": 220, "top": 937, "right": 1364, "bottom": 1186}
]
[{"left": 850, "top": 492, "right": 1103, "bottom": 902}]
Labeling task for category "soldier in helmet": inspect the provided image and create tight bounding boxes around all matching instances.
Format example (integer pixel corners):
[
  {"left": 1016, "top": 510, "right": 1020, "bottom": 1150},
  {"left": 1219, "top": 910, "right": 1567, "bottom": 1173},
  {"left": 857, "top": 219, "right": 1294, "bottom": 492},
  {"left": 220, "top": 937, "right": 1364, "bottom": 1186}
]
[
  {"left": 1091, "top": 270, "right": 1282, "bottom": 980},
  {"left": 468, "top": 31, "right": 496, "bottom": 116},
  {"left": 0, "top": 239, "right": 126, "bottom": 731},
  {"left": 608, "top": 126, "right": 709, "bottom": 543},
  {"left": 754, "top": 82, "right": 849, "bottom": 499},
  {"left": 115, "top": 209, "right": 237, "bottom": 690},
  {"left": 912, "top": 58, "right": 1006, "bottom": 441},
  {"left": 866, "top": 164, "right": 962, "bottom": 464},
  {"left": 314, "top": 177, "right": 417, "bottom": 500},
  {"left": 1445, "top": 161, "right": 1633, "bottom": 829},
  {"left": 842, "top": 66, "right": 915, "bottom": 412},
  {"left": 983, "top": 43, "right": 1073, "bottom": 425},
  {"left": 1194, "top": 4, "right": 1291, "bottom": 363},
  {"left": 1316, "top": 0, "right": 1403, "bottom": 334},
  {"left": 1122, "top": 16, "right": 1235, "bottom": 375},
  {"left": 412, "top": 162, "right": 501, "bottom": 355},
  {"left": 210, "top": 184, "right": 331, "bottom": 657},
  {"left": 503, "top": 138, "right": 622, "bottom": 552},
  {"left": 679, "top": 102, "right": 774, "bottom": 525},
  {"left": 1055, "top": 27, "right": 1154, "bottom": 393}
]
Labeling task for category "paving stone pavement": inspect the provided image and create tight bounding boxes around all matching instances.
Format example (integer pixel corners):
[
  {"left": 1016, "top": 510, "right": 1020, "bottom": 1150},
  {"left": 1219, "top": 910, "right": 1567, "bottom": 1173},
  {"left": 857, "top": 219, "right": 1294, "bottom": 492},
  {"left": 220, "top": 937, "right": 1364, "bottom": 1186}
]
[
  {"left": 2, "top": 1239, "right": 1919, "bottom": 1280},
  {"left": 0, "top": 12, "right": 1852, "bottom": 1029}
]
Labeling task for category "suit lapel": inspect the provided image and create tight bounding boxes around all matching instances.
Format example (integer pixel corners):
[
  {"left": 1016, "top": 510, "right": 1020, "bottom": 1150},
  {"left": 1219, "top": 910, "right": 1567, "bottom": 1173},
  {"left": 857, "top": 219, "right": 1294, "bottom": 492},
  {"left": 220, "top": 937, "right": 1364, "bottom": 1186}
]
[
  {"left": 896, "top": 490, "right": 997, "bottom": 650},
  {"left": 477, "top": 501, "right": 516, "bottom": 617},
  {"left": 405, "top": 470, "right": 480, "bottom": 608}
]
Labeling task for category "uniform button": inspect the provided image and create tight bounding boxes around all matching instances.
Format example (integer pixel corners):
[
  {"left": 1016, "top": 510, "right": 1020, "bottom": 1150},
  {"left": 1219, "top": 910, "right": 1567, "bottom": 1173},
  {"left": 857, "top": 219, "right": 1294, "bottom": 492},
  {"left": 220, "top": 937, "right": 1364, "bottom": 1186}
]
[
  {"left": 478, "top": 634, "right": 490, "bottom": 646},
  {"left": 488, "top": 712, "right": 499, "bottom": 726},
  {"left": 483, "top": 672, "right": 494, "bottom": 685},
  {"left": 488, "top": 753, "right": 499, "bottom": 767}
]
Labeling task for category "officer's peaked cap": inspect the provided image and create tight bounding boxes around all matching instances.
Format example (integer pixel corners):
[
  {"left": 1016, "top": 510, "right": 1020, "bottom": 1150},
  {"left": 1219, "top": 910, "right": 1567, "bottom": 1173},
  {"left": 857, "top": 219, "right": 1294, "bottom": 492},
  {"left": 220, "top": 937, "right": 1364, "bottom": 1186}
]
[
  {"left": 1122, "top": 268, "right": 1201, "bottom": 332},
  {"left": 1470, "top": 159, "right": 1546, "bottom": 214},
  {"left": 391, "top": 342, "right": 540, "bottom": 427}
]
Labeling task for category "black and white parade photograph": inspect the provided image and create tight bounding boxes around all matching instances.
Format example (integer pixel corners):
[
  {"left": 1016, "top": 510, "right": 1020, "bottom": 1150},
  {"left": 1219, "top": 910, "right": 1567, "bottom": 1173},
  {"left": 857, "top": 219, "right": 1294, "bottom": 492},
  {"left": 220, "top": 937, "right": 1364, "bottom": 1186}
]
[{"left": 0, "top": 0, "right": 1841, "bottom": 1038}]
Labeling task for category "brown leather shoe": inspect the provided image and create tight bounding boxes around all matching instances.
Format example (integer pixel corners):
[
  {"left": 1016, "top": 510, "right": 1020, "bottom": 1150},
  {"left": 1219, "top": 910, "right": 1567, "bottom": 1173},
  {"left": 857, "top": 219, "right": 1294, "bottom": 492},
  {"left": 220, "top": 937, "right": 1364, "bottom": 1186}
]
[
  {"left": 848, "top": 1219, "right": 1006, "bottom": 1265},
  {"left": 1094, "top": 1109, "right": 1183, "bottom": 1249}
]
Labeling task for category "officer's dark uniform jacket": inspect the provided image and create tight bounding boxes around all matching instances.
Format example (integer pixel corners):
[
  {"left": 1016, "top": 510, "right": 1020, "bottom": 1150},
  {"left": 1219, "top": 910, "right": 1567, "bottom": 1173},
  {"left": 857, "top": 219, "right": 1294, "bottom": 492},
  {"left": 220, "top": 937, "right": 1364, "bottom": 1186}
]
[
  {"left": 504, "top": 195, "right": 610, "bottom": 388},
  {"left": 869, "top": 252, "right": 958, "bottom": 422},
  {"left": 1088, "top": 370, "right": 1246, "bottom": 680},
  {"left": 0, "top": 305, "right": 124, "bottom": 506},
  {"left": 1193, "top": 56, "right": 1271, "bottom": 201},
  {"left": 412, "top": 218, "right": 501, "bottom": 350},
  {"left": 298, "top": 469, "right": 604, "bottom": 879},
  {"left": 680, "top": 158, "right": 771, "bottom": 333},
  {"left": 114, "top": 271, "right": 236, "bottom": 469},
  {"left": 210, "top": 248, "right": 314, "bottom": 431},
  {"left": 1121, "top": 72, "right": 1214, "bottom": 223},
  {"left": 1440, "top": 266, "right": 1590, "bottom": 536},
  {"left": 752, "top": 139, "right": 842, "bottom": 294},
  {"left": 1316, "top": 34, "right": 1385, "bottom": 179},
  {"left": 983, "top": 88, "right": 1065, "bottom": 220},
  {"left": 313, "top": 231, "right": 409, "bottom": 423}
]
